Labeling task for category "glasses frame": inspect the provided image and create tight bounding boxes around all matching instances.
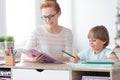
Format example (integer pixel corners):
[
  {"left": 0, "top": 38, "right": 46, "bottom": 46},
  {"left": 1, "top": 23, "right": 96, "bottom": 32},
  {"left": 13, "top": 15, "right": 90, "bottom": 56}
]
[{"left": 41, "top": 13, "right": 57, "bottom": 20}]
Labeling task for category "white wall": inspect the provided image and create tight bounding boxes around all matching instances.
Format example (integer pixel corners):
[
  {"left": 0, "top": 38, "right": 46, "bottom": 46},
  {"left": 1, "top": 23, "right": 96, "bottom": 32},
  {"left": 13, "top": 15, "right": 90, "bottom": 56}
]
[
  {"left": 35, "top": 0, "right": 44, "bottom": 26},
  {"left": 0, "top": 0, "right": 6, "bottom": 35},
  {"left": 73, "top": 0, "right": 117, "bottom": 51}
]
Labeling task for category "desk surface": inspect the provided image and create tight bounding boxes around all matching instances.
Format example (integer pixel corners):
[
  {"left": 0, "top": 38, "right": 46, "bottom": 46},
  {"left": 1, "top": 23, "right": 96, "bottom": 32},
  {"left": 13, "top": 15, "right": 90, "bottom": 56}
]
[
  {"left": 14, "top": 62, "right": 71, "bottom": 70},
  {"left": 1, "top": 62, "right": 120, "bottom": 80},
  {"left": 0, "top": 62, "right": 116, "bottom": 72}
]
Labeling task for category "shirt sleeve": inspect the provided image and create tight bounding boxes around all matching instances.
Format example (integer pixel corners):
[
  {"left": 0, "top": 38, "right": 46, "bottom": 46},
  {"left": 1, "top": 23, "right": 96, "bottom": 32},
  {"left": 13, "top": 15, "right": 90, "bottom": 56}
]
[
  {"left": 104, "top": 48, "right": 113, "bottom": 58},
  {"left": 63, "top": 28, "right": 73, "bottom": 58}
]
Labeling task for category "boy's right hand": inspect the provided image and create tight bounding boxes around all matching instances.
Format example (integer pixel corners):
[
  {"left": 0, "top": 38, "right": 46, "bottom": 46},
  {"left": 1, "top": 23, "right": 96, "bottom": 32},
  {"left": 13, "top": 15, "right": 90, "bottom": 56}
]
[
  {"left": 71, "top": 56, "right": 79, "bottom": 63},
  {"left": 71, "top": 49, "right": 79, "bottom": 63}
]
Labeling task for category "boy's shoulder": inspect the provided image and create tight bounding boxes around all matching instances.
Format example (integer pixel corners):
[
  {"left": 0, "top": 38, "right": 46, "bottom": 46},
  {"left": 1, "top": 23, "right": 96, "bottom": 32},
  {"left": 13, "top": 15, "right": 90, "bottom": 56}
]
[{"left": 103, "top": 48, "right": 113, "bottom": 52}]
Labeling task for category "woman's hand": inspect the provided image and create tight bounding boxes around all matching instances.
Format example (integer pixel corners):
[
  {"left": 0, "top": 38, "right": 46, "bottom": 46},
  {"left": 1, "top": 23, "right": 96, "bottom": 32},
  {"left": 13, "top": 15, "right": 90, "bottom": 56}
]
[{"left": 31, "top": 54, "right": 46, "bottom": 62}]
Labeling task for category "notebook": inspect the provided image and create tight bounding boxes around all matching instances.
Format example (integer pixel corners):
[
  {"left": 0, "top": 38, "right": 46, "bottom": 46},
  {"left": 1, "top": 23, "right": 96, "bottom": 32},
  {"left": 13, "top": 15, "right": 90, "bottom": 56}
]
[{"left": 81, "top": 60, "right": 115, "bottom": 64}]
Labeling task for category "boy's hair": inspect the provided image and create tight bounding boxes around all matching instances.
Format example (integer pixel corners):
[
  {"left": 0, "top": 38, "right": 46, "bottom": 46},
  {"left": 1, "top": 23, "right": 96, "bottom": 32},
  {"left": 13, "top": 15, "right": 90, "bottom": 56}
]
[{"left": 88, "top": 25, "right": 109, "bottom": 48}]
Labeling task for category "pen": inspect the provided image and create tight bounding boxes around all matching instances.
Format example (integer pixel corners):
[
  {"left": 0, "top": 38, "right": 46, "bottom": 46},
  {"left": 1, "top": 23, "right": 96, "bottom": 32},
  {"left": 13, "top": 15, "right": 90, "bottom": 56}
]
[{"left": 62, "top": 50, "right": 75, "bottom": 58}]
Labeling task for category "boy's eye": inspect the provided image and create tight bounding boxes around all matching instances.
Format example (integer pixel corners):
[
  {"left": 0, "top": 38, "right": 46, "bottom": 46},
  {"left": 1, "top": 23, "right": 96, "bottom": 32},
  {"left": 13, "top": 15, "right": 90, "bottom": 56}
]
[
  {"left": 92, "top": 39, "right": 96, "bottom": 42},
  {"left": 89, "top": 39, "right": 96, "bottom": 42}
]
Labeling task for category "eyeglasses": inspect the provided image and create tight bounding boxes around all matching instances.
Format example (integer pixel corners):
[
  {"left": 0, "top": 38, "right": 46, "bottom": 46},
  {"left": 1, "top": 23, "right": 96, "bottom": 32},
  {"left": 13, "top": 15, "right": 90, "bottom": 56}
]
[{"left": 41, "top": 13, "right": 57, "bottom": 20}]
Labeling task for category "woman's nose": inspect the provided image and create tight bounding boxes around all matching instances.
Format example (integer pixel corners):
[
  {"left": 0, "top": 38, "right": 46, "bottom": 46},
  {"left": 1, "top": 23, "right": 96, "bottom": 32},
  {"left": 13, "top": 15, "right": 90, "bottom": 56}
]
[{"left": 45, "top": 18, "right": 51, "bottom": 23}]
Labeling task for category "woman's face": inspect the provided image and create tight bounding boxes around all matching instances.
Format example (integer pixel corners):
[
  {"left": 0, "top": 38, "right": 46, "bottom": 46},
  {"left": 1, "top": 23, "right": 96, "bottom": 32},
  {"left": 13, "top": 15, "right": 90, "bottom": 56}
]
[
  {"left": 88, "top": 38, "right": 106, "bottom": 51},
  {"left": 41, "top": 7, "right": 59, "bottom": 26}
]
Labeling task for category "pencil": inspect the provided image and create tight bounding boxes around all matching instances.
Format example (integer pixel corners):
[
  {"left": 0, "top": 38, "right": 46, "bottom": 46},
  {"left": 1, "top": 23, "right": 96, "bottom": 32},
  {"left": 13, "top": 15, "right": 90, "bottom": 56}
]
[
  {"left": 1, "top": 47, "right": 7, "bottom": 56},
  {"left": 62, "top": 50, "right": 75, "bottom": 58}
]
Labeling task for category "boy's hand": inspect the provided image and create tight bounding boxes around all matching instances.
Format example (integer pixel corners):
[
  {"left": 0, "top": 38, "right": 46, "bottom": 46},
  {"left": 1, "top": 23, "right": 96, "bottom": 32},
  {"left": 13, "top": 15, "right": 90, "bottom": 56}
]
[{"left": 71, "top": 49, "right": 79, "bottom": 63}]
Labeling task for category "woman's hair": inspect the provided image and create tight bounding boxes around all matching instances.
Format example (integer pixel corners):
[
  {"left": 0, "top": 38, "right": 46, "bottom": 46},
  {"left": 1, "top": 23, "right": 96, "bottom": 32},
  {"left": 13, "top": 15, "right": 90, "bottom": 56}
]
[
  {"left": 40, "top": 0, "right": 61, "bottom": 13},
  {"left": 88, "top": 25, "right": 109, "bottom": 48}
]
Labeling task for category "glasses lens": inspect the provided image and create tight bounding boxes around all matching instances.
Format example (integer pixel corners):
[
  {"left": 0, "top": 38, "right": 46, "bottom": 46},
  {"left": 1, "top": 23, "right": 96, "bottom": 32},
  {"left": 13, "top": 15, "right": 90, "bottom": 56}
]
[
  {"left": 48, "top": 15, "right": 54, "bottom": 19},
  {"left": 41, "top": 13, "right": 57, "bottom": 20},
  {"left": 41, "top": 16, "right": 45, "bottom": 20}
]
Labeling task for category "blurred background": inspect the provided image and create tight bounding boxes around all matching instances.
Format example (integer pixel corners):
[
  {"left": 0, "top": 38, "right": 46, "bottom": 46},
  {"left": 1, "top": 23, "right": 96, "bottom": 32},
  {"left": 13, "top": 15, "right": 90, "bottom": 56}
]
[{"left": 0, "top": 0, "right": 118, "bottom": 52}]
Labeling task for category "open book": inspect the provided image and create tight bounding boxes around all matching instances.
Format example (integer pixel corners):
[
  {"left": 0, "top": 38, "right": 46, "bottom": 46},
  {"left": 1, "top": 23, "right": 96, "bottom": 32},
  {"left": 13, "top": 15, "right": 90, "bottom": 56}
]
[{"left": 17, "top": 48, "right": 64, "bottom": 64}]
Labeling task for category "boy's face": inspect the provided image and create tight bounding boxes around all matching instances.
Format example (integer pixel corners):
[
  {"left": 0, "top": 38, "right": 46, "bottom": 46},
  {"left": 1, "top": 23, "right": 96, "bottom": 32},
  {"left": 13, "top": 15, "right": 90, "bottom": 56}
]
[{"left": 88, "top": 38, "right": 106, "bottom": 51}]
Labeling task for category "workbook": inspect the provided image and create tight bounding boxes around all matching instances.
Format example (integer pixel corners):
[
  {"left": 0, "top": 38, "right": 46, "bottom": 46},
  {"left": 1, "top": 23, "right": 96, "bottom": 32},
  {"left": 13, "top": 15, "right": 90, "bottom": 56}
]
[
  {"left": 67, "top": 60, "right": 120, "bottom": 69},
  {"left": 17, "top": 48, "right": 64, "bottom": 64},
  {"left": 81, "top": 59, "right": 116, "bottom": 64}
]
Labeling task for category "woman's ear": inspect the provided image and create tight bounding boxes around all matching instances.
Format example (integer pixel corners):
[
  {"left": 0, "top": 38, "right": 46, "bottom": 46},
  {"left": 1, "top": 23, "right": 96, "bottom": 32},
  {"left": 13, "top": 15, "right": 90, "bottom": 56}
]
[{"left": 58, "top": 11, "right": 61, "bottom": 16}]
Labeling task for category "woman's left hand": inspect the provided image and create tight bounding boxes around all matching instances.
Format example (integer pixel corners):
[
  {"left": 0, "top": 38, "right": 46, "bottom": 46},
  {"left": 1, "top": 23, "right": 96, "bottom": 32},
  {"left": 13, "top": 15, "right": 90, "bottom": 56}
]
[{"left": 31, "top": 54, "right": 46, "bottom": 62}]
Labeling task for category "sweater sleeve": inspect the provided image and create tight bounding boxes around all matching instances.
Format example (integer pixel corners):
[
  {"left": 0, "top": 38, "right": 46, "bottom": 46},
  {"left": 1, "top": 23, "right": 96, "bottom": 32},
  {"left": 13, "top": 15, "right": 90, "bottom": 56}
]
[{"left": 64, "top": 28, "right": 73, "bottom": 58}]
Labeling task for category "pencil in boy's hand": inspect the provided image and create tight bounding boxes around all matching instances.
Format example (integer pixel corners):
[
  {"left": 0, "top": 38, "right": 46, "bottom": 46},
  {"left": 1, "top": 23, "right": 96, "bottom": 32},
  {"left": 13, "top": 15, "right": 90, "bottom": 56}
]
[
  {"left": 62, "top": 50, "right": 75, "bottom": 58},
  {"left": 73, "top": 49, "right": 80, "bottom": 59}
]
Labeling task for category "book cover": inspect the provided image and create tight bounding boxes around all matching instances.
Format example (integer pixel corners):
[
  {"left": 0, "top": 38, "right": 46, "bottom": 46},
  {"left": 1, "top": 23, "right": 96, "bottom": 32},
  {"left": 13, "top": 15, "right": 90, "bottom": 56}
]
[{"left": 17, "top": 48, "right": 64, "bottom": 64}]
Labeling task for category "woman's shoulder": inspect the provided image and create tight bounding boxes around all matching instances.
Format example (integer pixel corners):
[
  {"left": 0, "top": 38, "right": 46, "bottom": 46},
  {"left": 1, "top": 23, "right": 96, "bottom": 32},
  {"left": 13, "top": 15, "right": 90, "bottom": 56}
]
[
  {"left": 29, "top": 25, "right": 44, "bottom": 36},
  {"left": 61, "top": 26, "right": 72, "bottom": 34},
  {"left": 62, "top": 26, "right": 72, "bottom": 31},
  {"left": 32, "top": 25, "right": 44, "bottom": 33}
]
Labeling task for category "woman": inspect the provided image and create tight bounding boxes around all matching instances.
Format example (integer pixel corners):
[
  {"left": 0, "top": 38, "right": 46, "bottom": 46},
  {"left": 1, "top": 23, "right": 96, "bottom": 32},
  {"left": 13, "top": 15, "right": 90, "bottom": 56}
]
[{"left": 21, "top": 0, "right": 73, "bottom": 62}]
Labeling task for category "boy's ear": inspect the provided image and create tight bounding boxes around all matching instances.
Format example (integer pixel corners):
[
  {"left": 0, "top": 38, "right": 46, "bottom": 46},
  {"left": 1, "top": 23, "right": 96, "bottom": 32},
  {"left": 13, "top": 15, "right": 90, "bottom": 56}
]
[{"left": 103, "top": 41, "right": 106, "bottom": 44}]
